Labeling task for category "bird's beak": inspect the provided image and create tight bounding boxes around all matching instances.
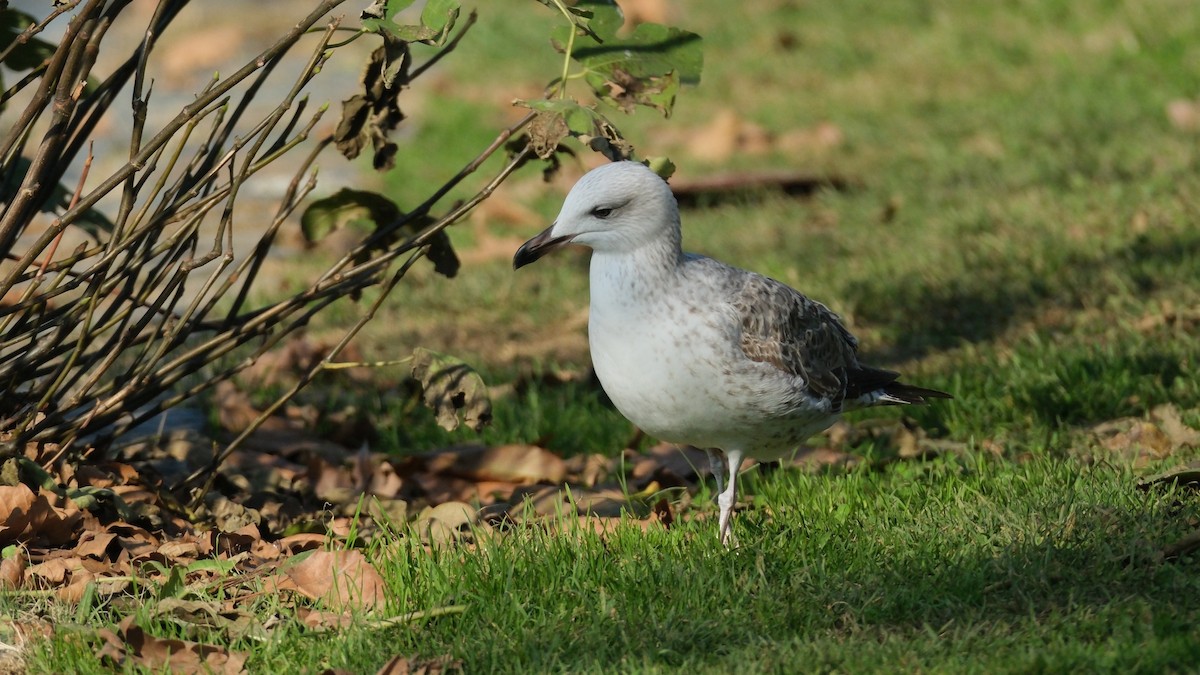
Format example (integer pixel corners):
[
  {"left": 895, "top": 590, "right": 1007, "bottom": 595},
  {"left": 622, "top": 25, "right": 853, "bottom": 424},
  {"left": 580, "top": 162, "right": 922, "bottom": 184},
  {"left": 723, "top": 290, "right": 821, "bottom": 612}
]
[{"left": 513, "top": 224, "right": 573, "bottom": 270}]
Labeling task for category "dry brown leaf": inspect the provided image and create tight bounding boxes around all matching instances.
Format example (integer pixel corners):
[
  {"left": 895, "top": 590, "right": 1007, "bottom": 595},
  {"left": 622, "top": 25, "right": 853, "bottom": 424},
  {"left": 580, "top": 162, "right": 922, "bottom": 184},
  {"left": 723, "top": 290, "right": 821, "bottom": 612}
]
[
  {"left": 367, "top": 458, "right": 407, "bottom": 499},
  {"left": 367, "top": 498, "right": 409, "bottom": 529},
  {"left": 201, "top": 525, "right": 260, "bottom": 558},
  {"left": 626, "top": 444, "right": 707, "bottom": 488},
  {"left": 73, "top": 462, "right": 137, "bottom": 489},
  {"left": 75, "top": 531, "right": 117, "bottom": 560},
  {"left": 278, "top": 533, "right": 329, "bottom": 554},
  {"left": 56, "top": 571, "right": 96, "bottom": 603},
  {"left": 505, "top": 485, "right": 567, "bottom": 519},
  {"left": 1167, "top": 98, "right": 1200, "bottom": 132},
  {"left": 157, "top": 540, "right": 200, "bottom": 561},
  {"left": 300, "top": 608, "right": 356, "bottom": 631},
  {"left": 206, "top": 497, "right": 262, "bottom": 533},
  {"left": 375, "top": 654, "right": 463, "bottom": 675},
  {"left": 98, "top": 616, "right": 248, "bottom": 674},
  {"left": 788, "top": 447, "right": 862, "bottom": 471},
  {"left": 283, "top": 549, "right": 387, "bottom": 612},
  {"left": 1138, "top": 462, "right": 1200, "bottom": 491},
  {"left": 423, "top": 444, "right": 567, "bottom": 484},
  {"left": 215, "top": 380, "right": 264, "bottom": 433},
  {"left": 26, "top": 557, "right": 78, "bottom": 585},
  {"left": 0, "top": 547, "right": 26, "bottom": 589},
  {"left": 0, "top": 484, "right": 36, "bottom": 545},
  {"left": 31, "top": 493, "right": 84, "bottom": 546},
  {"left": 416, "top": 502, "right": 479, "bottom": 546},
  {"left": 777, "top": 121, "right": 844, "bottom": 155},
  {"left": 563, "top": 453, "right": 614, "bottom": 487},
  {"left": 567, "top": 488, "right": 638, "bottom": 518},
  {"left": 1152, "top": 404, "right": 1200, "bottom": 448},
  {"left": 686, "top": 109, "right": 772, "bottom": 163},
  {"left": 1090, "top": 407, "right": 1196, "bottom": 465},
  {"left": 107, "top": 522, "right": 160, "bottom": 561},
  {"left": 619, "top": 0, "right": 670, "bottom": 28},
  {"left": 312, "top": 455, "right": 360, "bottom": 505}
]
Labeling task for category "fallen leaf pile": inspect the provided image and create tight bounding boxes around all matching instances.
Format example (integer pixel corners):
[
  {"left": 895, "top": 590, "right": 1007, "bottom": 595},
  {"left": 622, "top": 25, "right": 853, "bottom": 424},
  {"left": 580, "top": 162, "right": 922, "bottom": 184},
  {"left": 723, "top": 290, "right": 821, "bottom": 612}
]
[
  {"left": 4, "top": 339, "right": 1197, "bottom": 670},
  {"left": 1088, "top": 403, "right": 1200, "bottom": 467}
]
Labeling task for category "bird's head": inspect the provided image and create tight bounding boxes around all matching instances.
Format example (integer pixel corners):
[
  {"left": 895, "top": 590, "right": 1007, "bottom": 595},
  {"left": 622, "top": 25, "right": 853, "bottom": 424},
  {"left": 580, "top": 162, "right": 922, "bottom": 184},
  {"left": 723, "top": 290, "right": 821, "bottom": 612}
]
[{"left": 513, "top": 161, "right": 679, "bottom": 269}]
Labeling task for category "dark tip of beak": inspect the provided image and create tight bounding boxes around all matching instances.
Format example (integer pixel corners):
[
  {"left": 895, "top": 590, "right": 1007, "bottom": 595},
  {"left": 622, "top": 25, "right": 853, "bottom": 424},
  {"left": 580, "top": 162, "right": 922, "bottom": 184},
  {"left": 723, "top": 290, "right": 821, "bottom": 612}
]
[{"left": 513, "top": 225, "right": 572, "bottom": 270}]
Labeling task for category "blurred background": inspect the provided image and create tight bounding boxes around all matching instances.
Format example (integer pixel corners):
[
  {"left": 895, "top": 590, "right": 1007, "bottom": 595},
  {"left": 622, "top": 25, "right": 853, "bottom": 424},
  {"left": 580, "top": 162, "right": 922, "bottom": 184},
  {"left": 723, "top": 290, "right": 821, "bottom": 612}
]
[{"left": 4, "top": 0, "right": 1197, "bottom": 461}]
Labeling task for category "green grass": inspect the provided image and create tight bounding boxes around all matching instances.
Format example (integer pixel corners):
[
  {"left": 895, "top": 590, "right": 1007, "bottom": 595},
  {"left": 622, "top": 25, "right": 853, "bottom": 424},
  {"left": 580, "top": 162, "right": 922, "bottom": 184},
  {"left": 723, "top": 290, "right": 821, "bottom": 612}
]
[
  {"left": 26, "top": 455, "right": 1200, "bottom": 673},
  {"left": 13, "top": 0, "right": 1200, "bottom": 671}
]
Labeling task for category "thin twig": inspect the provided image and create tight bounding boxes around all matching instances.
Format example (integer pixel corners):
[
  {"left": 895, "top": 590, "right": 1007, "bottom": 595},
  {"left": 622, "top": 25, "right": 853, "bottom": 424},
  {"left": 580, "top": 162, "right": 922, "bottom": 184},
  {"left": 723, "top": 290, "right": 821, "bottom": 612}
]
[
  {"left": 0, "top": 0, "right": 349, "bottom": 296},
  {"left": 365, "top": 605, "right": 469, "bottom": 629},
  {"left": 36, "top": 144, "right": 94, "bottom": 278}
]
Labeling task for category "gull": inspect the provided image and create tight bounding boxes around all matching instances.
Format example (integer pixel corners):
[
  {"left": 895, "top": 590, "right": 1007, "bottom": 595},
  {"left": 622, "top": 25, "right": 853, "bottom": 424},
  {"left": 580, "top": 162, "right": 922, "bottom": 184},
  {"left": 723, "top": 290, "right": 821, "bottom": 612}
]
[{"left": 513, "top": 161, "right": 950, "bottom": 545}]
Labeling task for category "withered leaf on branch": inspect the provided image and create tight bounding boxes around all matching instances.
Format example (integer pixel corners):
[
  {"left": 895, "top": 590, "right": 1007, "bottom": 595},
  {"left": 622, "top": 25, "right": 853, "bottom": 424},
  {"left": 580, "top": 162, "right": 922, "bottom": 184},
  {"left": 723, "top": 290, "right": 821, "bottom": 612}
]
[
  {"left": 412, "top": 217, "right": 462, "bottom": 279},
  {"left": 334, "top": 41, "right": 409, "bottom": 170},
  {"left": 516, "top": 99, "right": 633, "bottom": 161},
  {"left": 552, "top": 3, "right": 703, "bottom": 118},
  {"left": 300, "top": 189, "right": 400, "bottom": 244},
  {"left": 527, "top": 110, "right": 571, "bottom": 159},
  {"left": 410, "top": 348, "right": 492, "bottom": 433},
  {"left": 300, "top": 191, "right": 459, "bottom": 278}
]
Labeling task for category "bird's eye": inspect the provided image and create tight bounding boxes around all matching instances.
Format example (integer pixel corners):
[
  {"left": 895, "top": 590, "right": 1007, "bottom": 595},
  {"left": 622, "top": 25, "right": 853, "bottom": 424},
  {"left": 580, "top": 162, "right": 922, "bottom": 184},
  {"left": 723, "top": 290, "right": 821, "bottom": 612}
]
[{"left": 591, "top": 207, "right": 614, "bottom": 219}]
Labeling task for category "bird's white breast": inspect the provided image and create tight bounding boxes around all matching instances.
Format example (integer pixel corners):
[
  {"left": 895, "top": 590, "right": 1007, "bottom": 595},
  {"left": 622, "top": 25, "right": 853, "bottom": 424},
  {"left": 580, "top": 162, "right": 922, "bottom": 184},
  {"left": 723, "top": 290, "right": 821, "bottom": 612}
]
[{"left": 586, "top": 251, "right": 837, "bottom": 455}]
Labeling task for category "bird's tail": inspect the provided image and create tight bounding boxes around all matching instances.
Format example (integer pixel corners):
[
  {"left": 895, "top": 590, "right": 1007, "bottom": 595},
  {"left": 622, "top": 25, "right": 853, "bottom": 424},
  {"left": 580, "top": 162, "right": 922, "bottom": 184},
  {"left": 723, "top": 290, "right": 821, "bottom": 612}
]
[
  {"left": 876, "top": 381, "right": 953, "bottom": 405},
  {"left": 844, "top": 366, "right": 952, "bottom": 408}
]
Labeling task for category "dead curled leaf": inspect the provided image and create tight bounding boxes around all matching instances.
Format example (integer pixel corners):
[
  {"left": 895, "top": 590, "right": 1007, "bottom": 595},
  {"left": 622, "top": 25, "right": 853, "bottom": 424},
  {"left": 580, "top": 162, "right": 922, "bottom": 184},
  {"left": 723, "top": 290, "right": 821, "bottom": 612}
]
[
  {"left": 0, "top": 485, "right": 36, "bottom": 545},
  {"left": 416, "top": 501, "right": 480, "bottom": 547},
  {"left": 0, "top": 484, "right": 83, "bottom": 547},
  {"left": 97, "top": 615, "right": 248, "bottom": 675},
  {"left": 1091, "top": 404, "right": 1200, "bottom": 465}
]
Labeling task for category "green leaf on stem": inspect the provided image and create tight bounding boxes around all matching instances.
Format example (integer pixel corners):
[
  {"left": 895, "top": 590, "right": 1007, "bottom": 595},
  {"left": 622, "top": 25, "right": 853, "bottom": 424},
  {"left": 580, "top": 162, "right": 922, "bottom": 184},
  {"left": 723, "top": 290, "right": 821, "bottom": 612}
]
[
  {"left": 550, "top": 2, "right": 703, "bottom": 118},
  {"left": 362, "top": 0, "right": 460, "bottom": 46}
]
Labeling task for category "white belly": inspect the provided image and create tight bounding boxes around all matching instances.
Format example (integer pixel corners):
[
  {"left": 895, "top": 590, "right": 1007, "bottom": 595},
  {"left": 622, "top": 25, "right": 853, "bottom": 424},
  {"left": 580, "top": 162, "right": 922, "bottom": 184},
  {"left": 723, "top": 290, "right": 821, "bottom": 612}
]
[
  {"left": 590, "top": 312, "right": 729, "bottom": 445},
  {"left": 585, "top": 253, "right": 837, "bottom": 456}
]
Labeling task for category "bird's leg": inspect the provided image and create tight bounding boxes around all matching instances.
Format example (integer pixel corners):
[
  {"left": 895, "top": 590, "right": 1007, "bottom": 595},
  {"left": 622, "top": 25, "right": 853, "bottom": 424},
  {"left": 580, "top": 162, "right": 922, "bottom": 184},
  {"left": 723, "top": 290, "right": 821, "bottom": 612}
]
[
  {"left": 717, "top": 449, "right": 744, "bottom": 547},
  {"left": 705, "top": 448, "right": 726, "bottom": 500}
]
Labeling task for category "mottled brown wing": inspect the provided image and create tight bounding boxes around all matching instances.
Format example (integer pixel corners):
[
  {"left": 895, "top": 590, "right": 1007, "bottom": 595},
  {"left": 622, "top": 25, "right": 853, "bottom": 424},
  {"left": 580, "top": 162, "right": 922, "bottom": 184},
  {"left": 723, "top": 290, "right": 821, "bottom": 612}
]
[{"left": 733, "top": 274, "right": 861, "bottom": 406}]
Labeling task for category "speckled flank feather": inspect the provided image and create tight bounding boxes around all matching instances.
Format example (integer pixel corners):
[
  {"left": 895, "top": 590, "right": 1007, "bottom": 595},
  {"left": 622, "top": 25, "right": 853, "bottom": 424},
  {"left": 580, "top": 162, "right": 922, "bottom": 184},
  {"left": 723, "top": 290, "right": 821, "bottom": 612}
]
[{"left": 732, "top": 272, "right": 861, "bottom": 411}]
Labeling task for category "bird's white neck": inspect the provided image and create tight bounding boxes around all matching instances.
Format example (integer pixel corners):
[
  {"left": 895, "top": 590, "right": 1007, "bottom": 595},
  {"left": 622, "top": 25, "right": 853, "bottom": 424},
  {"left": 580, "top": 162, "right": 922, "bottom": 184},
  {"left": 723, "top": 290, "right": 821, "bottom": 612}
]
[{"left": 588, "top": 236, "right": 684, "bottom": 303}]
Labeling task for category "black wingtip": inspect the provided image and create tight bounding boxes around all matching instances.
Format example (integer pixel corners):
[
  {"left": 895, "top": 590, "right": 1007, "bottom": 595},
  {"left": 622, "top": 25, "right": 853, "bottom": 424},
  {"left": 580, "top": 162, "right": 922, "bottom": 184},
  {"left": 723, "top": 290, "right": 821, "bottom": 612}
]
[{"left": 882, "top": 382, "right": 953, "bottom": 404}]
